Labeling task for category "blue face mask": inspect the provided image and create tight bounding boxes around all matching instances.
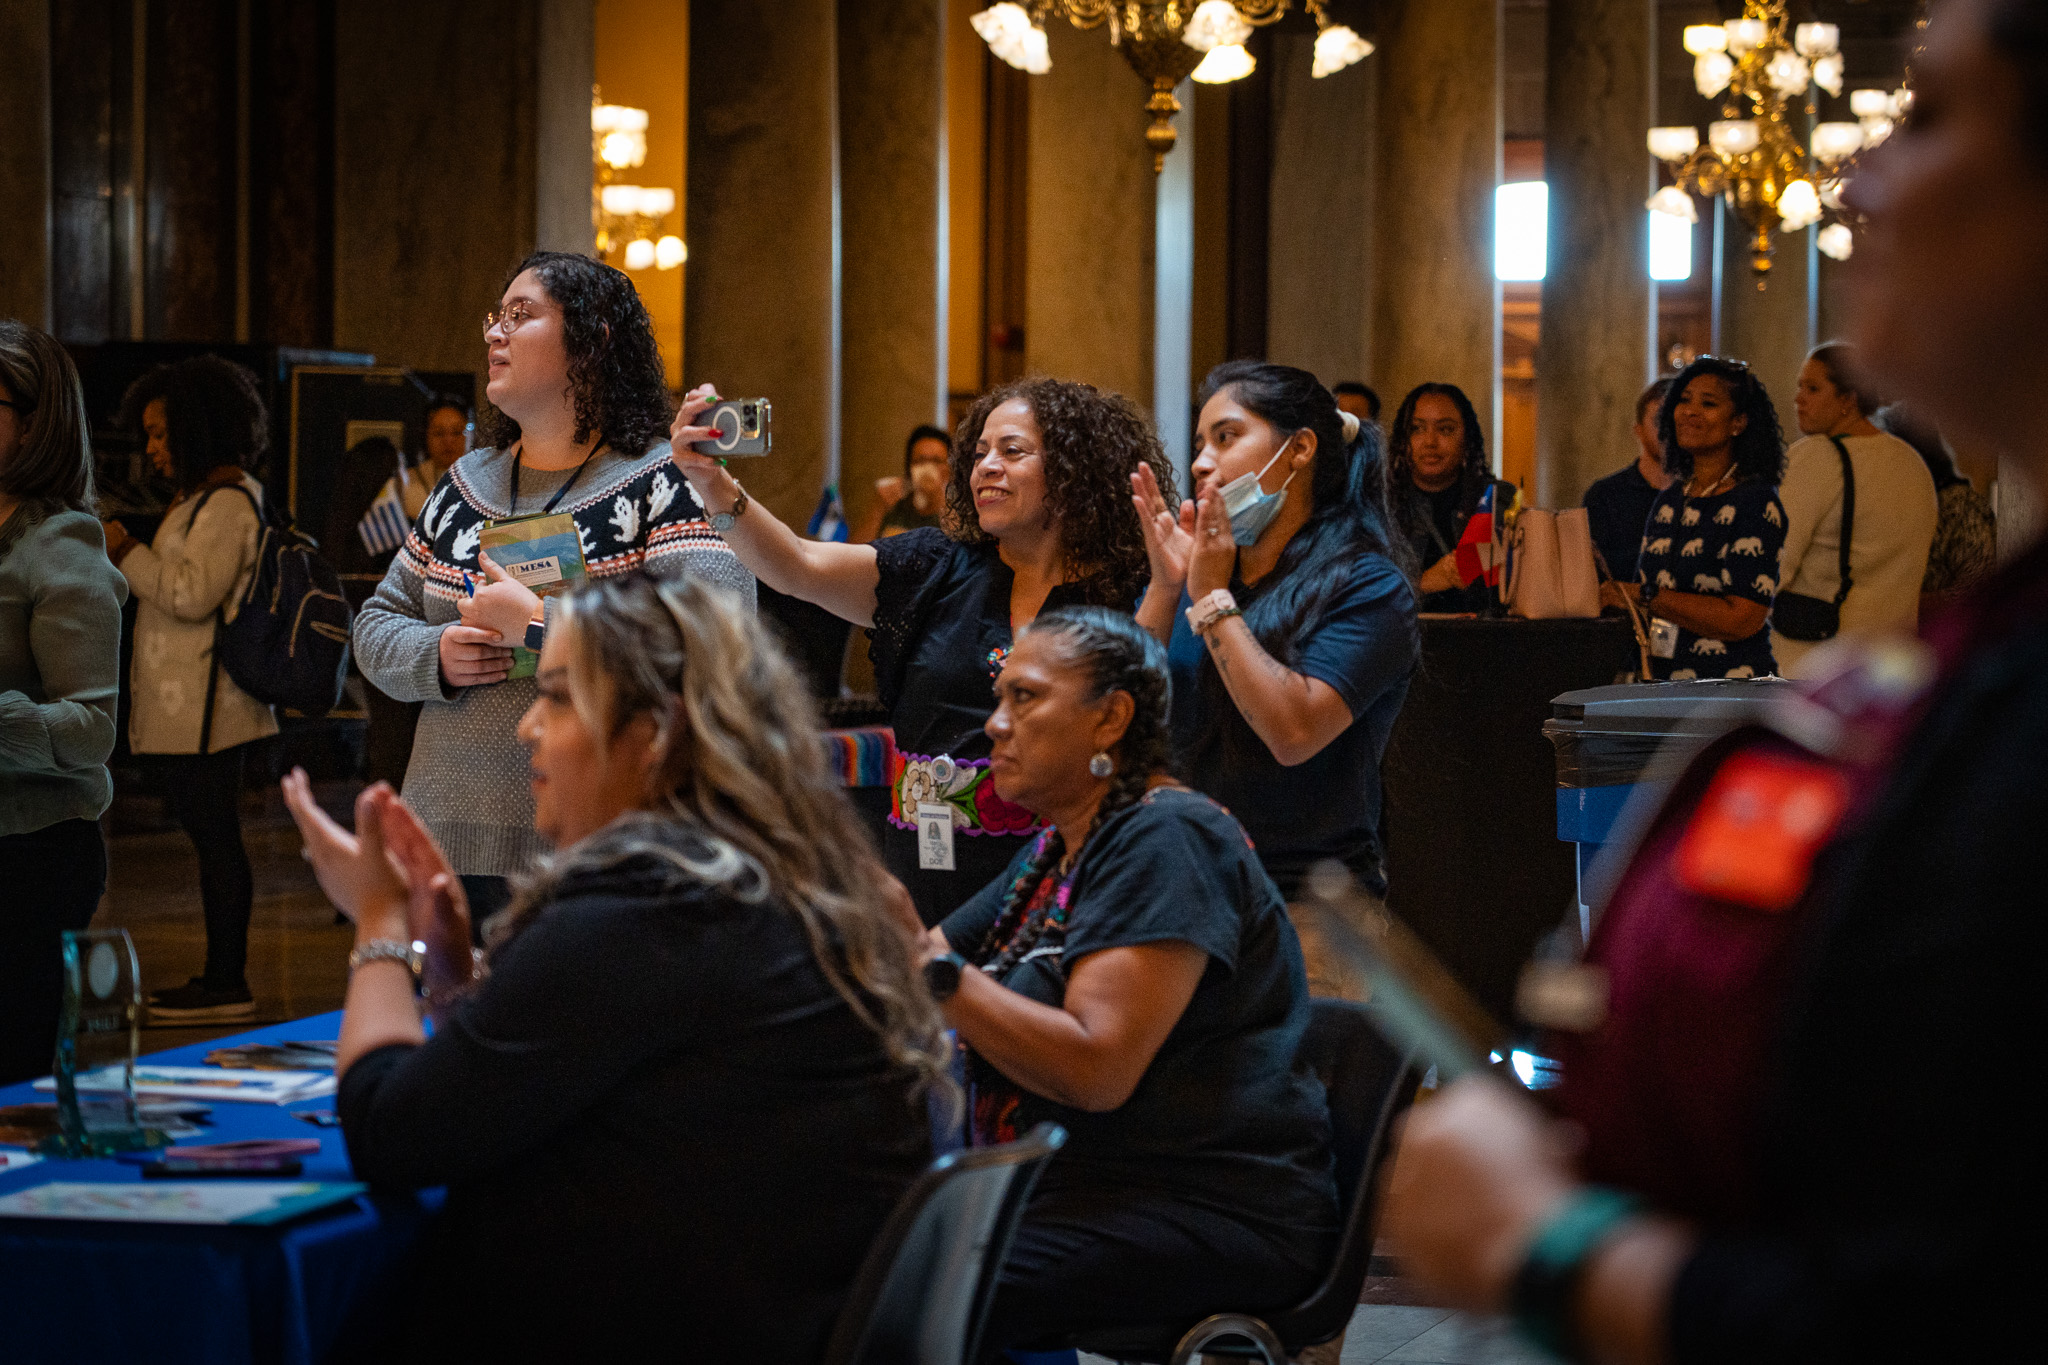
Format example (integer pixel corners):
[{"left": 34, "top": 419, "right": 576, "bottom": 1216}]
[{"left": 1218, "top": 443, "right": 1300, "bottom": 547}]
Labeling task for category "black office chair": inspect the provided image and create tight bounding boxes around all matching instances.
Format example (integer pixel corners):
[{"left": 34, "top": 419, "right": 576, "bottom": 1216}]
[
  {"left": 1075, "top": 999, "right": 1419, "bottom": 1365},
  {"left": 821, "top": 1121, "right": 1068, "bottom": 1365}
]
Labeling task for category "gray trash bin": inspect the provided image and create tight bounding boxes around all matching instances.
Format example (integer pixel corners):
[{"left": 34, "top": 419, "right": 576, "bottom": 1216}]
[{"left": 1543, "top": 678, "right": 1799, "bottom": 926}]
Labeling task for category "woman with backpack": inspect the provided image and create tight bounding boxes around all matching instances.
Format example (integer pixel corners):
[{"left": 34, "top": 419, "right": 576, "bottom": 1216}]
[{"left": 103, "top": 356, "right": 275, "bottom": 1023}]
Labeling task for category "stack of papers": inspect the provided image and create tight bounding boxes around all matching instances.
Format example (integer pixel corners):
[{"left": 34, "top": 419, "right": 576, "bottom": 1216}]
[
  {"left": 0, "top": 1181, "right": 363, "bottom": 1225},
  {"left": 34, "top": 1066, "right": 334, "bottom": 1105}
]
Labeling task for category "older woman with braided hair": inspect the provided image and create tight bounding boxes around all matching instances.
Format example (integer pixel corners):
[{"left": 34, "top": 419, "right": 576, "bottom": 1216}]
[{"left": 895, "top": 606, "right": 1338, "bottom": 1356}]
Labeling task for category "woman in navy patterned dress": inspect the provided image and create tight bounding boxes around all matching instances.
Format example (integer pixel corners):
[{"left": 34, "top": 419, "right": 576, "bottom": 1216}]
[{"left": 1622, "top": 356, "right": 1786, "bottom": 680}]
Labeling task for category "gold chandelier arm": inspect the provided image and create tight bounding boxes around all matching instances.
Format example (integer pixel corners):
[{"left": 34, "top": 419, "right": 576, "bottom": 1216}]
[{"left": 1040, "top": 0, "right": 1115, "bottom": 30}]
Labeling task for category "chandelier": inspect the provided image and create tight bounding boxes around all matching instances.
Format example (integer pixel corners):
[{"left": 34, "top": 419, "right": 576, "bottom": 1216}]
[
  {"left": 970, "top": 2, "right": 1373, "bottom": 172},
  {"left": 1644, "top": 0, "right": 1905, "bottom": 286},
  {"left": 591, "top": 91, "right": 684, "bottom": 272}
]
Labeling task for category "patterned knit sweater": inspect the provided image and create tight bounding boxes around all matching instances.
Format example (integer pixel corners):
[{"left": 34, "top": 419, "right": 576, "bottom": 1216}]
[{"left": 353, "top": 442, "right": 755, "bottom": 876}]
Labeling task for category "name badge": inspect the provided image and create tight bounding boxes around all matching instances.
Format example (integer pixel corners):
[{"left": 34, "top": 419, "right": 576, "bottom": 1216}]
[
  {"left": 1649, "top": 616, "right": 1680, "bottom": 659},
  {"left": 504, "top": 554, "right": 563, "bottom": 588},
  {"left": 916, "top": 803, "right": 956, "bottom": 872}
]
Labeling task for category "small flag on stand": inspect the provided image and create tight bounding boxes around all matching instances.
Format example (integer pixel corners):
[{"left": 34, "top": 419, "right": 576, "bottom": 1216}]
[
  {"left": 807, "top": 483, "right": 848, "bottom": 542},
  {"left": 1453, "top": 483, "right": 1505, "bottom": 587},
  {"left": 356, "top": 475, "right": 410, "bottom": 556}
]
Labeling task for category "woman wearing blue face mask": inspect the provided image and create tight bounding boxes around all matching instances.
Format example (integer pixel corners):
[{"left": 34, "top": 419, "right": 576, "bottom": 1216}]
[{"left": 1134, "top": 361, "right": 1419, "bottom": 904}]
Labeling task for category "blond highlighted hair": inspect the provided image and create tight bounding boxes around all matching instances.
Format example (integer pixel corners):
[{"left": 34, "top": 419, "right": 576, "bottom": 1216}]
[{"left": 497, "top": 572, "right": 953, "bottom": 1103}]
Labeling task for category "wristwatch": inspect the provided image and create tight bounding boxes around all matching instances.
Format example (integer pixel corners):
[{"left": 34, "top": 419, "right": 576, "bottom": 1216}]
[
  {"left": 711, "top": 479, "right": 750, "bottom": 535},
  {"left": 1638, "top": 578, "right": 1660, "bottom": 608},
  {"left": 1186, "top": 588, "right": 1242, "bottom": 636},
  {"left": 923, "top": 951, "right": 968, "bottom": 1002},
  {"left": 523, "top": 617, "right": 546, "bottom": 653},
  {"left": 348, "top": 938, "right": 422, "bottom": 985}
]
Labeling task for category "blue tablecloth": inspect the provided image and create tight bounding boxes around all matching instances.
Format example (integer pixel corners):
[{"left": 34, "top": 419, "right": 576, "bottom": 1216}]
[{"left": 0, "top": 1013, "right": 437, "bottom": 1364}]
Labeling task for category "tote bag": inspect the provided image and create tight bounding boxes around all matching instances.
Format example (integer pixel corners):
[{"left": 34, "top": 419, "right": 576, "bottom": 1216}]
[{"left": 1505, "top": 506, "right": 1602, "bottom": 619}]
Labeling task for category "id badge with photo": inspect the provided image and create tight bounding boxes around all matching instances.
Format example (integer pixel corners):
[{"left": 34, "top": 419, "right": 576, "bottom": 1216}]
[
  {"left": 916, "top": 803, "right": 956, "bottom": 871},
  {"left": 1649, "top": 616, "right": 1680, "bottom": 660}
]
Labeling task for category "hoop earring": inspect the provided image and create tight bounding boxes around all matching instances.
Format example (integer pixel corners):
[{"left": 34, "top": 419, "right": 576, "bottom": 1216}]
[{"left": 1088, "top": 752, "right": 1114, "bottom": 779}]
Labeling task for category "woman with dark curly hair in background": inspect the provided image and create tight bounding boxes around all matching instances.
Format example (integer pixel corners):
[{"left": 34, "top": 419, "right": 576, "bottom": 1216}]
[
  {"left": 670, "top": 375, "right": 1175, "bottom": 924},
  {"left": 893, "top": 607, "right": 1337, "bottom": 1355},
  {"left": 1610, "top": 355, "right": 1788, "bottom": 680},
  {"left": 1387, "top": 382, "right": 1516, "bottom": 613},
  {"left": 354, "top": 252, "right": 753, "bottom": 926},
  {"left": 101, "top": 356, "right": 275, "bottom": 1020}
]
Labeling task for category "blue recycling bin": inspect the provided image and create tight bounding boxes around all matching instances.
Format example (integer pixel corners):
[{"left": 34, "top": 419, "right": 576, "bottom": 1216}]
[{"left": 1544, "top": 679, "right": 1798, "bottom": 922}]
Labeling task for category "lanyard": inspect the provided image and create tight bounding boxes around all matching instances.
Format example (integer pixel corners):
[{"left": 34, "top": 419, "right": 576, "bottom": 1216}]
[{"left": 511, "top": 442, "right": 602, "bottom": 517}]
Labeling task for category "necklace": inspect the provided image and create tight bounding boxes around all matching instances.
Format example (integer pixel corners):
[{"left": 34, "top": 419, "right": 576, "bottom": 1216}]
[{"left": 1685, "top": 467, "right": 1735, "bottom": 499}]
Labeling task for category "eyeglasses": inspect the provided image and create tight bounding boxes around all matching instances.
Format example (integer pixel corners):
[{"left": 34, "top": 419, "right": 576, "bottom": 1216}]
[{"left": 482, "top": 304, "right": 536, "bottom": 340}]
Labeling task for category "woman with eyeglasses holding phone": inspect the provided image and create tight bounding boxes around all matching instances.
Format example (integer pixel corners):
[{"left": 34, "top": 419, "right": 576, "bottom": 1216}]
[{"left": 353, "top": 252, "right": 752, "bottom": 927}]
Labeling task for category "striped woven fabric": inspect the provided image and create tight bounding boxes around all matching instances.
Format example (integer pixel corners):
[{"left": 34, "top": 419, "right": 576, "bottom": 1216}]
[{"left": 821, "top": 725, "right": 898, "bottom": 789}]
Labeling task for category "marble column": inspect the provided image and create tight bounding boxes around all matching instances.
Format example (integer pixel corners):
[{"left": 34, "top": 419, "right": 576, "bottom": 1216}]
[
  {"left": 333, "top": 0, "right": 594, "bottom": 374},
  {"left": 1024, "top": 18, "right": 1156, "bottom": 409},
  {"left": 1718, "top": 209, "right": 1815, "bottom": 444},
  {"left": 1266, "top": 31, "right": 1377, "bottom": 393},
  {"left": 1372, "top": 0, "right": 1502, "bottom": 454},
  {"left": 0, "top": 0, "right": 52, "bottom": 329},
  {"left": 685, "top": 0, "right": 838, "bottom": 526},
  {"left": 1536, "top": 0, "right": 1655, "bottom": 507},
  {"left": 1155, "top": 79, "right": 1196, "bottom": 482},
  {"left": 839, "top": 0, "right": 946, "bottom": 532}
]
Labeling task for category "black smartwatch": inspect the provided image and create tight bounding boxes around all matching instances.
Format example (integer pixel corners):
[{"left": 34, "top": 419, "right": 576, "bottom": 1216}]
[
  {"left": 923, "top": 951, "right": 967, "bottom": 1002},
  {"left": 523, "top": 618, "right": 546, "bottom": 652}
]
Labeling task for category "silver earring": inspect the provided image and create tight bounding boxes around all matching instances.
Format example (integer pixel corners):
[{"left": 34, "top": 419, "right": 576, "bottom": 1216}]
[{"left": 1088, "top": 751, "right": 1114, "bottom": 778}]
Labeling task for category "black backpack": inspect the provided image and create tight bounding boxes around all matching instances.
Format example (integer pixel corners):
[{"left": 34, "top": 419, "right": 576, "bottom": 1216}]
[{"left": 191, "top": 482, "right": 354, "bottom": 752}]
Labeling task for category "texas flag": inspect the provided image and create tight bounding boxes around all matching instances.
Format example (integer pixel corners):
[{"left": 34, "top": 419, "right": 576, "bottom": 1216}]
[{"left": 1453, "top": 483, "right": 1504, "bottom": 587}]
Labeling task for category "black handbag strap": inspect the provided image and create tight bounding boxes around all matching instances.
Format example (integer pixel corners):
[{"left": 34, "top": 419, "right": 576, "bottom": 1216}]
[{"left": 1827, "top": 436, "right": 1856, "bottom": 609}]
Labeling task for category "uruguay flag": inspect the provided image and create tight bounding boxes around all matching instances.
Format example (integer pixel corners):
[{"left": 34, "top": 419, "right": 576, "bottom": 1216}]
[
  {"left": 1453, "top": 483, "right": 1505, "bottom": 587},
  {"left": 807, "top": 483, "right": 849, "bottom": 542},
  {"left": 357, "top": 475, "right": 410, "bottom": 556}
]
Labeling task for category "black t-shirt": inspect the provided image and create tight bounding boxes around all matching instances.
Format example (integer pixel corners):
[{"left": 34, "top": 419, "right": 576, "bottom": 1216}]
[
  {"left": 938, "top": 788, "right": 1340, "bottom": 1237},
  {"left": 868, "top": 527, "right": 1138, "bottom": 924},
  {"left": 1168, "top": 555, "right": 1417, "bottom": 899},
  {"left": 1581, "top": 462, "right": 1664, "bottom": 584},
  {"left": 339, "top": 820, "right": 930, "bottom": 1362}
]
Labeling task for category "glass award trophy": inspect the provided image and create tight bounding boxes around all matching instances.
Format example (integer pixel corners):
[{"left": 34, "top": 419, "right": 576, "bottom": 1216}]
[{"left": 44, "top": 928, "right": 162, "bottom": 1156}]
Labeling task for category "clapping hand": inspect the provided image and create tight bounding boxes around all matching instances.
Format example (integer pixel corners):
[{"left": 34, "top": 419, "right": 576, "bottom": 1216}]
[
  {"left": 457, "top": 552, "right": 541, "bottom": 644},
  {"left": 379, "top": 798, "right": 477, "bottom": 1010},
  {"left": 280, "top": 771, "right": 408, "bottom": 938},
  {"left": 1186, "top": 476, "right": 1240, "bottom": 600},
  {"left": 1131, "top": 464, "right": 1195, "bottom": 598}
]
